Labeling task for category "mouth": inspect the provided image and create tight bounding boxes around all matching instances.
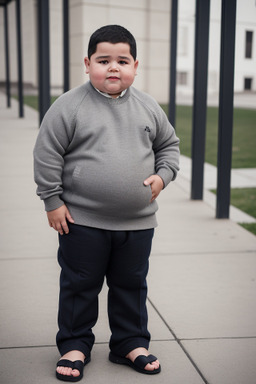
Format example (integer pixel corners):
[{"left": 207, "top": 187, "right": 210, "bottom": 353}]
[{"left": 107, "top": 76, "right": 120, "bottom": 80}]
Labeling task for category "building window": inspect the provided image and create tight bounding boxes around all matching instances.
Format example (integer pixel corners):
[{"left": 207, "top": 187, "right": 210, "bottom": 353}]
[
  {"left": 244, "top": 78, "right": 253, "bottom": 90},
  {"left": 245, "top": 31, "right": 253, "bottom": 58},
  {"left": 177, "top": 72, "right": 188, "bottom": 85}
]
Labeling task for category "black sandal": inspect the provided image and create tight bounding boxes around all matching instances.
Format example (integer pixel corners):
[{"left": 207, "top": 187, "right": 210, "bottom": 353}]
[
  {"left": 56, "top": 355, "right": 91, "bottom": 382},
  {"left": 109, "top": 352, "right": 161, "bottom": 375}
]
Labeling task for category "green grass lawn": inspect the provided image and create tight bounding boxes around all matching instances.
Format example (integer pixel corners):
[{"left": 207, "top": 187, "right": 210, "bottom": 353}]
[
  {"left": 230, "top": 188, "right": 256, "bottom": 235},
  {"left": 161, "top": 104, "right": 256, "bottom": 168},
  {"left": 230, "top": 188, "right": 256, "bottom": 218},
  {"left": 13, "top": 94, "right": 58, "bottom": 111},
  {"left": 15, "top": 95, "right": 256, "bottom": 235}
]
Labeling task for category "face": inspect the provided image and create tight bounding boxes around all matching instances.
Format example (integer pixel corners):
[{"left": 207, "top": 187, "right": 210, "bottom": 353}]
[{"left": 84, "top": 42, "right": 139, "bottom": 98}]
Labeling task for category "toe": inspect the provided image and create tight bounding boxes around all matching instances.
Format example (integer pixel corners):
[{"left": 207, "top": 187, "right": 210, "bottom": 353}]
[
  {"left": 56, "top": 350, "right": 85, "bottom": 377},
  {"left": 71, "top": 369, "right": 80, "bottom": 377},
  {"left": 56, "top": 366, "right": 73, "bottom": 377},
  {"left": 145, "top": 359, "right": 160, "bottom": 371},
  {"left": 64, "top": 367, "right": 72, "bottom": 376},
  {"left": 145, "top": 363, "right": 154, "bottom": 371},
  {"left": 126, "top": 348, "right": 160, "bottom": 372}
]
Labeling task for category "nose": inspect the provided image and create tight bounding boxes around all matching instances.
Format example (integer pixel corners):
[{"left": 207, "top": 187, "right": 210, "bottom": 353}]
[{"left": 109, "top": 62, "right": 119, "bottom": 71}]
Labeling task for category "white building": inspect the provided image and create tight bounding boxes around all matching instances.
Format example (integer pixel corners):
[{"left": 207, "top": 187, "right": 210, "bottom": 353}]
[{"left": 0, "top": 0, "right": 255, "bottom": 104}]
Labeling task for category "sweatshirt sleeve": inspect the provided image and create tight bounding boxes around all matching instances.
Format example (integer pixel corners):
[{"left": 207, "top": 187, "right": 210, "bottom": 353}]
[
  {"left": 152, "top": 103, "right": 180, "bottom": 188},
  {"left": 33, "top": 93, "right": 77, "bottom": 211}
]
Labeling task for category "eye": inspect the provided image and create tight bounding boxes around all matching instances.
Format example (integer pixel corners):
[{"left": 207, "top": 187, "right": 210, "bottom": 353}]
[
  {"left": 119, "top": 60, "right": 128, "bottom": 65},
  {"left": 99, "top": 60, "right": 108, "bottom": 64}
]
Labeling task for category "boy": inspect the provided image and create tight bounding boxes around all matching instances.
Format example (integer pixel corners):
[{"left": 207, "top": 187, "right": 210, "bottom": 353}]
[{"left": 34, "top": 25, "right": 179, "bottom": 382}]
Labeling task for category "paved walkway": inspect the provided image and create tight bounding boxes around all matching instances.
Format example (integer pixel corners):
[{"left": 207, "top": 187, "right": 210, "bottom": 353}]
[{"left": 0, "top": 93, "right": 256, "bottom": 384}]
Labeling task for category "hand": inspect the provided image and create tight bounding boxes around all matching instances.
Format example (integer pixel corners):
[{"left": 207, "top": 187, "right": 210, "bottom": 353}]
[
  {"left": 47, "top": 205, "right": 74, "bottom": 235},
  {"left": 144, "top": 175, "right": 164, "bottom": 202}
]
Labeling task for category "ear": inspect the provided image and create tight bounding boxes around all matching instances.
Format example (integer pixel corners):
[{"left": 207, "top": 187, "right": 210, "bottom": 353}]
[
  {"left": 84, "top": 57, "right": 90, "bottom": 74},
  {"left": 134, "top": 60, "right": 139, "bottom": 75}
]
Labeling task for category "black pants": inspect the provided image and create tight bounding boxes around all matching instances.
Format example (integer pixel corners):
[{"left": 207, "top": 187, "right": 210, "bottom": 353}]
[{"left": 56, "top": 223, "right": 154, "bottom": 358}]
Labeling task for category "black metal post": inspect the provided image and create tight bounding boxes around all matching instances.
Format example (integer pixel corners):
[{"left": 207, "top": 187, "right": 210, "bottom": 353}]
[
  {"left": 63, "top": 0, "right": 69, "bottom": 92},
  {"left": 4, "top": 4, "right": 11, "bottom": 108},
  {"left": 16, "top": 0, "right": 24, "bottom": 117},
  {"left": 37, "top": 0, "right": 51, "bottom": 124},
  {"left": 191, "top": 0, "right": 210, "bottom": 200},
  {"left": 216, "top": 0, "right": 237, "bottom": 218},
  {"left": 168, "top": 0, "right": 178, "bottom": 127}
]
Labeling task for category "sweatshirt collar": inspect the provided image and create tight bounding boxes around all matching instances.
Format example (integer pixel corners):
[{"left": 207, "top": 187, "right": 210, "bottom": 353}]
[{"left": 92, "top": 85, "right": 127, "bottom": 99}]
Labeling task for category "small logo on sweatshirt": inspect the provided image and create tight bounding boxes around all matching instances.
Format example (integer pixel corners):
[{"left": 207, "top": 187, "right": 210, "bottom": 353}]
[{"left": 145, "top": 126, "right": 151, "bottom": 133}]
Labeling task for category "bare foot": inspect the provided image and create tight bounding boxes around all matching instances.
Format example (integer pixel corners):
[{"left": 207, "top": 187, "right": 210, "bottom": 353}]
[
  {"left": 126, "top": 347, "right": 160, "bottom": 372},
  {"left": 56, "top": 350, "right": 85, "bottom": 378}
]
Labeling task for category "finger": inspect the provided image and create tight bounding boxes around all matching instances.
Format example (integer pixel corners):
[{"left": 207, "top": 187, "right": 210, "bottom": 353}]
[
  {"left": 61, "top": 220, "right": 69, "bottom": 234},
  {"left": 53, "top": 225, "right": 61, "bottom": 234},
  {"left": 150, "top": 189, "right": 160, "bottom": 202},
  {"left": 144, "top": 176, "right": 154, "bottom": 186},
  {"left": 62, "top": 223, "right": 69, "bottom": 235},
  {"left": 56, "top": 223, "right": 64, "bottom": 235},
  {"left": 66, "top": 211, "right": 75, "bottom": 224}
]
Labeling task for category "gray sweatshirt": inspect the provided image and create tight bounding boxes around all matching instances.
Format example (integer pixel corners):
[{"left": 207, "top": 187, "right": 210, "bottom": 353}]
[{"left": 34, "top": 81, "right": 180, "bottom": 230}]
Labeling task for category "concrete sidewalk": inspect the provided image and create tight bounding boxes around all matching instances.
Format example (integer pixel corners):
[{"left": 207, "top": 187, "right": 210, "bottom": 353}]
[{"left": 0, "top": 93, "right": 256, "bottom": 384}]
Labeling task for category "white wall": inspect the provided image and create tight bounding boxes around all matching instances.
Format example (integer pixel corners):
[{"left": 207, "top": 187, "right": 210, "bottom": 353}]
[
  {"left": 207, "top": 0, "right": 221, "bottom": 94},
  {"left": 0, "top": 0, "right": 38, "bottom": 88},
  {"left": 176, "top": 0, "right": 195, "bottom": 95},
  {"left": 0, "top": 9, "right": 5, "bottom": 82},
  {"left": 50, "top": 0, "right": 63, "bottom": 89},
  {"left": 0, "top": 0, "right": 63, "bottom": 91},
  {"left": 234, "top": 0, "right": 256, "bottom": 92},
  {"left": 1, "top": 2, "right": 18, "bottom": 85},
  {"left": 21, "top": 0, "right": 37, "bottom": 87},
  {"left": 176, "top": 0, "right": 256, "bottom": 95}
]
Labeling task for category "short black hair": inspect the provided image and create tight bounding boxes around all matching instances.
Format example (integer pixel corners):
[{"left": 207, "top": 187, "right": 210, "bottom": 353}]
[{"left": 87, "top": 25, "right": 137, "bottom": 60}]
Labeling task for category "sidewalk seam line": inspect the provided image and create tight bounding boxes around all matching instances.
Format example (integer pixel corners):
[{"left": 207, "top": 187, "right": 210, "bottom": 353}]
[
  {"left": 180, "top": 336, "right": 256, "bottom": 341},
  {"left": 151, "top": 249, "right": 256, "bottom": 257},
  {"left": 148, "top": 297, "right": 209, "bottom": 384},
  {"left": 2, "top": 336, "right": 256, "bottom": 351}
]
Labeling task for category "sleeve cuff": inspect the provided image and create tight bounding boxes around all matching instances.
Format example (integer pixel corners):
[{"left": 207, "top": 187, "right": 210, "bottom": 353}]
[
  {"left": 44, "top": 195, "right": 64, "bottom": 212},
  {"left": 157, "top": 168, "right": 175, "bottom": 189}
]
